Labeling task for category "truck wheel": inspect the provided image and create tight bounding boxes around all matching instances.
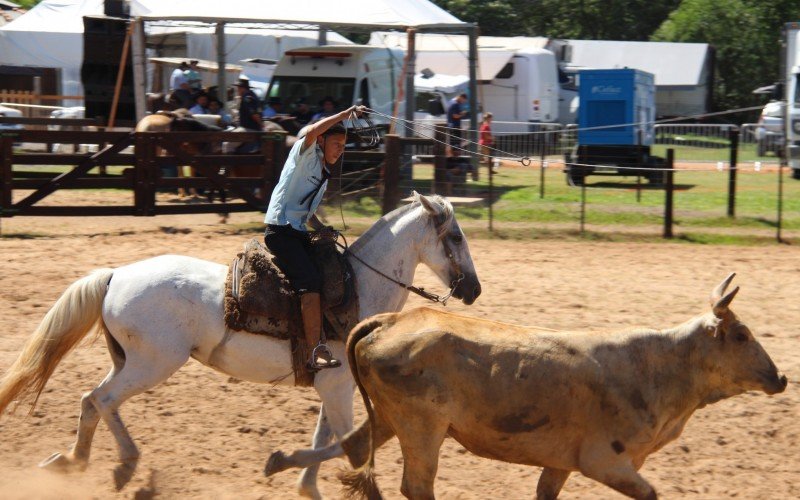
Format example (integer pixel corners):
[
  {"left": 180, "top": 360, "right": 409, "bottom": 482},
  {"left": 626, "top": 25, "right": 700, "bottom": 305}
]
[
  {"left": 792, "top": 169, "right": 800, "bottom": 180},
  {"left": 567, "top": 170, "right": 585, "bottom": 186}
]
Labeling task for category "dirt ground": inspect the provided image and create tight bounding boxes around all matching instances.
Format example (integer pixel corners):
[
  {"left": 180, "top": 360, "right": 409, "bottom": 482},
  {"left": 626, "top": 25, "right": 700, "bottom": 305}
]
[{"left": 0, "top": 197, "right": 797, "bottom": 500}]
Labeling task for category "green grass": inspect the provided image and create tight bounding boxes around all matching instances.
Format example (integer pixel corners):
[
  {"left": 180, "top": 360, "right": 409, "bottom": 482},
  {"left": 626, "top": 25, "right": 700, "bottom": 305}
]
[{"left": 322, "top": 162, "right": 800, "bottom": 245}]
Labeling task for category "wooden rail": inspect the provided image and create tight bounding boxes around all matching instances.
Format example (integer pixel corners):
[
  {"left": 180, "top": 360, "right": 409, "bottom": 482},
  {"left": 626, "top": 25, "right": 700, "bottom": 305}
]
[{"left": 0, "top": 129, "right": 286, "bottom": 217}]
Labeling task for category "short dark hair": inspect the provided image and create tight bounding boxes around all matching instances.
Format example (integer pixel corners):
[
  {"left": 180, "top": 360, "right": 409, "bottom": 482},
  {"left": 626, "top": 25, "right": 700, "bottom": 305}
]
[
  {"left": 322, "top": 123, "right": 347, "bottom": 137},
  {"left": 459, "top": 93, "right": 468, "bottom": 99}
]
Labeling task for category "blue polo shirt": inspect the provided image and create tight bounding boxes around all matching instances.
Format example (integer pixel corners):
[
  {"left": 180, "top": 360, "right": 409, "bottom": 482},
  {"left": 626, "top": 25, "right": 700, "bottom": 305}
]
[{"left": 264, "top": 133, "right": 328, "bottom": 231}]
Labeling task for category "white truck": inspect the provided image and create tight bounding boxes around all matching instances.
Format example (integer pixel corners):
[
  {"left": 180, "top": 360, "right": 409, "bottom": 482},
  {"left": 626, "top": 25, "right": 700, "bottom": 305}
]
[
  {"left": 265, "top": 45, "right": 403, "bottom": 128},
  {"left": 784, "top": 22, "right": 800, "bottom": 178}
]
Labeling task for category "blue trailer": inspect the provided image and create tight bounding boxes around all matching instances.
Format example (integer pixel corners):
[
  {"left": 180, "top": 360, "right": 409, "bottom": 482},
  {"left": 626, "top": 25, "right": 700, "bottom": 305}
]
[{"left": 565, "top": 68, "right": 666, "bottom": 185}]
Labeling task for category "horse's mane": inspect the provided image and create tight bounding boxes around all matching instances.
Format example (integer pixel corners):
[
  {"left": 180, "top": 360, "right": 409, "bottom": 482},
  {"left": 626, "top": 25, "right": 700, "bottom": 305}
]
[{"left": 348, "top": 193, "right": 454, "bottom": 254}]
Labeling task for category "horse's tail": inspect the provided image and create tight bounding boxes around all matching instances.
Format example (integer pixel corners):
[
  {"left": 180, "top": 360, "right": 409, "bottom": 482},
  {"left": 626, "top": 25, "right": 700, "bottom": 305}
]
[
  {"left": 0, "top": 268, "right": 114, "bottom": 416},
  {"left": 339, "top": 314, "right": 395, "bottom": 500}
]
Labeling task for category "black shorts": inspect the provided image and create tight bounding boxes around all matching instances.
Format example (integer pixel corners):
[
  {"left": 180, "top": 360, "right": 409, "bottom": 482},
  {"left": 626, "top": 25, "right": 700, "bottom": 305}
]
[
  {"left": 448, "top": 127, "right": 462, "bottom": 147},
  {"left": 264, "top": 224, "right": 321, "bottom": 294}
]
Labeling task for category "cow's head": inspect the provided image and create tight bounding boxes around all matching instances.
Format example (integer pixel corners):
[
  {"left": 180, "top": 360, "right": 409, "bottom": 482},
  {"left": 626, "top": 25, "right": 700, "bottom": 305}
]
[{"left": 703, "top": 273, "right": 787, "bottom": 396}]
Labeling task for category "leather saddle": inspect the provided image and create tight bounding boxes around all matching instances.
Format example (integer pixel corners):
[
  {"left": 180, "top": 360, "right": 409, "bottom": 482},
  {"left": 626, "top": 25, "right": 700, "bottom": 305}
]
[{"left": 223, "top": 237, "right": 358, "bottom": 342}]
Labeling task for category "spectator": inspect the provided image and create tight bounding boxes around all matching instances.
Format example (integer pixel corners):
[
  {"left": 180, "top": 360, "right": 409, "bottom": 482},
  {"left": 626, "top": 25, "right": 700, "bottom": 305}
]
[
  {"left": 446, "top": 93, "right": 468, "bottom": 149},
  {"left": 189, "top": 92, "right": 210, "bottom": 115},
  {"left": 311, "top": 96, "right": 337, "bottom": 123},
  {"left": 479, "top": 112, "right": 496, "bottom": 172},
  {"left": 169, "top": 61, "right": 192, "bottom": 108},
  {"left": 292, "top": 98, "right": 314, "bottom": 126},
  {"left": 208, "top": 99, "right": 232, "bottom": 127},
  {"left": 185, "top": 60, "right": 203, "bottom": 91},
  {"left": 234, "top": 77, "right": 263, "bottom": 131},
  {"left": 263, "top": 96, "right": 283, "bottom": 119}
]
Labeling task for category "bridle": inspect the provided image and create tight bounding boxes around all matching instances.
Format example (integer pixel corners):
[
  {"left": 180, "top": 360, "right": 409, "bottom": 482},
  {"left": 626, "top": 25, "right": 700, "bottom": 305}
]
[{"left": 335, "top": 214, "right": 465, "bottom": 305}]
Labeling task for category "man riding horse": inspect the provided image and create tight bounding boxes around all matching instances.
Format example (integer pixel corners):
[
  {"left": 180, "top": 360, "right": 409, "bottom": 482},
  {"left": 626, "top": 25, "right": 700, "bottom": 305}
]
[{"left": 264, "top": 104, "right": 365, "bottom": 371}]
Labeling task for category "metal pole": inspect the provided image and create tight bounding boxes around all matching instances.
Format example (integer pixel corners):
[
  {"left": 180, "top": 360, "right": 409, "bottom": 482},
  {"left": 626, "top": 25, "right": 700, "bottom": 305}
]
[
  {"left": 402, "top": 29, "right": 416, "bottom": 179},
  {"left": 580, "top": 182, "right": 586, "bottom": 235},
  {"left": 727, "top": 127, "right": 739, "bottom": 217},
  {"left": 216, "top": 23, "right": 227, "bottom": 111},
  {"left": 467, "top": 25, "right": 479, "bottom": 181},
  {"left": 664, "top": 149, "right": 674, "bottom": 239},
  {"left": 777, "top": 158, "right": 785, "bottom": 243},
  {"left": 539, "top": 136, "right": 546, "bottom": 199}
]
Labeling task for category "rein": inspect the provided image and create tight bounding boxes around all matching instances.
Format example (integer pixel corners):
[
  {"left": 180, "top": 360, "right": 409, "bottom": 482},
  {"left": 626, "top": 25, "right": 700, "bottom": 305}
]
[{"left": 333, "top": 228, "right": 465, "bottom": 306}]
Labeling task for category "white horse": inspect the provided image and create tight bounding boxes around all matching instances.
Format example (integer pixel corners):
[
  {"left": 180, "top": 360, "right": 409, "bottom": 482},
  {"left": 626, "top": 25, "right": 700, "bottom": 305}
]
[{"left": 0, "top": 192, "right": 481, "bottom": 498}]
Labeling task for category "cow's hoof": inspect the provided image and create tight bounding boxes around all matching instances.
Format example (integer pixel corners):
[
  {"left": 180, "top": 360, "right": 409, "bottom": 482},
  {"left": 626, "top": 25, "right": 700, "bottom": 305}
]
[
  {"left": 113, "top": 462, "right": 136, "bottom": 491},
  {"left": 264, "top": 451, "right": 288, "bottom": 477},
  {"left": 39, "top": 452, "right": 86, "bottom": 473}
]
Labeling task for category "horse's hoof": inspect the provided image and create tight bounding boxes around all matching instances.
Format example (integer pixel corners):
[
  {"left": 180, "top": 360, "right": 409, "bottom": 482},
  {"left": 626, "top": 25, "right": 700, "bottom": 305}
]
[
  {"left": 264, "top": 451, "right": 288, "bottom": 477},
  {"left": 114, "top": 462, "right": 136, "bottom": 491},
  {"left": 39, "top": 452, "right": 85, "bottom": 473}
]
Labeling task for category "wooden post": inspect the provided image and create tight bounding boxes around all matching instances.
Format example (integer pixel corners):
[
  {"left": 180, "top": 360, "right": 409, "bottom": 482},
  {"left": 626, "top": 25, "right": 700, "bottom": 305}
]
[
  {"left": 664, "top": 148, "right": 674, "bottom": 239},
  {"left": 382, "top": 134, "right": 400, "bottom": 215},
  {"left": 433, "top": 125, "right": 447, "bottom": 194},
  {"left": 0, "top": 135, "right": 12, "bottom": 217},
  {"left": 727, "top": 127, "right": 739, "bottom": 217},
  {"left": 134, "top": 133, "right": 152, "bottom": 215},
  {"left": 108, "top": 22, "right": 133, "bottom": 129}
]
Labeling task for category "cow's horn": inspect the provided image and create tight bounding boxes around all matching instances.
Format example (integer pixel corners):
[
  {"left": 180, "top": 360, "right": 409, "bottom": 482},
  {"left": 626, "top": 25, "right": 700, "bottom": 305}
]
[
  {"left": 713, "top": 286, "right": 739, "bottom": 317},
  {"left": 710, "top": 273, "right": 736, "bottom": 305}
]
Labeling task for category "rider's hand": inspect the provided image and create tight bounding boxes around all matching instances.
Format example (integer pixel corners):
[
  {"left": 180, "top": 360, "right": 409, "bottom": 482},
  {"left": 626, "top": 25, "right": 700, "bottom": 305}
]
[{"left": 351, "top": 105, "right": 367, "bottom": 117}]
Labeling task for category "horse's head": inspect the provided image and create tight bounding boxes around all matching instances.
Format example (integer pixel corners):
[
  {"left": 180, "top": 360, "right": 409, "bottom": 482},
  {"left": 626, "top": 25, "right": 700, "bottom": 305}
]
[{"left": 414, "top": 191, "right": 481, "bottom": 305}]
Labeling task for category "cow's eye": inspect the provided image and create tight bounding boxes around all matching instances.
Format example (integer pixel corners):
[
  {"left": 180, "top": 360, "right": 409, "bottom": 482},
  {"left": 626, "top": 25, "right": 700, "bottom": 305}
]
[{"left": 735, "top": 332, "right": 749, "bottom": 343}]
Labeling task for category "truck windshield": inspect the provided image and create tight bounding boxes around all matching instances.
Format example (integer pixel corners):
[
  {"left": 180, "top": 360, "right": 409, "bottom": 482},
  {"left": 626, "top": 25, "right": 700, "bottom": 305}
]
[
  {"left": 267, "top": 76, "right": 355, "bottom": 115},
  {"left": 795, "top": 75, "right": 800, "bottom": 108}
]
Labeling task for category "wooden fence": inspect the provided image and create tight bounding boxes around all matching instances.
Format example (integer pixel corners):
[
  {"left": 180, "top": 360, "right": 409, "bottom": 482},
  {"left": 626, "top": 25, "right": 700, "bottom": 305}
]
[{"left": 0, "top": 129, "right": 285, "bottom": 217}]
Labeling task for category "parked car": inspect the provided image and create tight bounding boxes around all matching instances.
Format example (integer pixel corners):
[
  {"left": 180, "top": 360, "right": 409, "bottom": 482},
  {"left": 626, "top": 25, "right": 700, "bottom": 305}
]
[
  {"left": 0, "top": 104, "right": 24, "bottom": 132},
  {"left": 755, "top": 100, "right": 784, "bottom": 157}
]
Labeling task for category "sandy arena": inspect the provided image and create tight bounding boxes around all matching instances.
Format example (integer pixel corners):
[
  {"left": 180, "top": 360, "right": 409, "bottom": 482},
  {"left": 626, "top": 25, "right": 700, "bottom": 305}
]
[{"left": 0, "top": 203, "right": 797, "bottom": 499}]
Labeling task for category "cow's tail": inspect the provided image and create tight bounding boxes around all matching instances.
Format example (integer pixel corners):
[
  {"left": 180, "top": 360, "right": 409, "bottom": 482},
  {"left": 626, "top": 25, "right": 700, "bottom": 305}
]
[
  {"left": 338, "top": 314, "right": 394, "bottom": 500},
  {"left": 0, "top": 268, "right": 114, "bottom": 416}
]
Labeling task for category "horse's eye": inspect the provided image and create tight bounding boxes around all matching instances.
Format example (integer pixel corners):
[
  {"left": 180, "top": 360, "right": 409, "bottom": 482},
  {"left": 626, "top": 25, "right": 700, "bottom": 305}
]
[{"left": 451, "top": 233, "right": 463, "bottom": 244}]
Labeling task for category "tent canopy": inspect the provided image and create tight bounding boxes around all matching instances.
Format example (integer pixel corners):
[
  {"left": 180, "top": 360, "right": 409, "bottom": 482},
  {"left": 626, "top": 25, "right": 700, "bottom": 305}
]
[
  {"left": 370, "top": 32, "right": 549, "bottom": 81},
  {"left": 565, "top": 40, "right": 711, "bottom": 87},
  {"left": 129, "top": 0, "right": 466, "bottom": 30}
]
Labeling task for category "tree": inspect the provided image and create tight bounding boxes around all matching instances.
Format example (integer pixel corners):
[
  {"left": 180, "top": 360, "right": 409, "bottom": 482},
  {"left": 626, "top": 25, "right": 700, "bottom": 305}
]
[
  {"left": 433, "top": 0, "right": 680, "bottom": 40},
  {"left": 653, "top": 0, "right": 800, "bottom": 113}
]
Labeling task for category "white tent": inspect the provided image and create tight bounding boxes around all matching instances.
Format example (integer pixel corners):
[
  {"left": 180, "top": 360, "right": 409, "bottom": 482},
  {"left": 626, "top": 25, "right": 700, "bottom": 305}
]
[
  {"left": 129, "top": 0, "right": 463, "bottom": 28},
  {"left": 370, "top": 32, "right": 550, "bottom": 81},
  {"left": 0, "top": 0, "right": 103, "bottom": 98},
  {"left": 0, "top": 0, "right": 352, "bottom": 98}
]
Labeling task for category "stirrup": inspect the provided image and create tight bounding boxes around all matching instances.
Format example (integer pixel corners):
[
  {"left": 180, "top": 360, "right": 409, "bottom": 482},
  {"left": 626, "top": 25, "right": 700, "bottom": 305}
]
[{"left": 306, "top": 343, "right": 342, "bottom": 372}]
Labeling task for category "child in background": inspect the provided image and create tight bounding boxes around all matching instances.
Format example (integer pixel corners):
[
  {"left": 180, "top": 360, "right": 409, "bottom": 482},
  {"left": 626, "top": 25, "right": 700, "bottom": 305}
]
[{"left": 479, "top": 112, "right": 496, "bottom": 172}]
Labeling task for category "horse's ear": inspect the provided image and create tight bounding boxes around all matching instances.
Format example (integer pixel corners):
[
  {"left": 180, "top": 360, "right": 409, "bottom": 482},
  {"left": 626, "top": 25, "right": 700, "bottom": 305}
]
[{"left": 415, "top": 191, "right": 442, "bottom": 217}]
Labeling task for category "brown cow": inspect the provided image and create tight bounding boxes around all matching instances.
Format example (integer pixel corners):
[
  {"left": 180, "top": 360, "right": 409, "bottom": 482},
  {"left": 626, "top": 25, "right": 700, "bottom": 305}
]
[{"left": 265, "top": 273, "right": 787, "bottom": 499}]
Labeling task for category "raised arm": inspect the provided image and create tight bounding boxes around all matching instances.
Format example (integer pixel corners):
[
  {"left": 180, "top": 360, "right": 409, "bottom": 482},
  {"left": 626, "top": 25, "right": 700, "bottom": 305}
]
[{"left": 302, "top": 105, "right": 366, "bottom": 149}]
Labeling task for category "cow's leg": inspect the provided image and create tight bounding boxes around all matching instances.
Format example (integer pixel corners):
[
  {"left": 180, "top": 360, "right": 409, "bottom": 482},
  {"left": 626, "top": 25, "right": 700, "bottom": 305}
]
[
  {"left": 579, "top": 449, "right": 656, "bottom": 500},
  {"left": 395, "top": 416, "right": 448, "bottom": 500},
  {"left": 536, "top": 467, "right": 571, "bottom": 500}
]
